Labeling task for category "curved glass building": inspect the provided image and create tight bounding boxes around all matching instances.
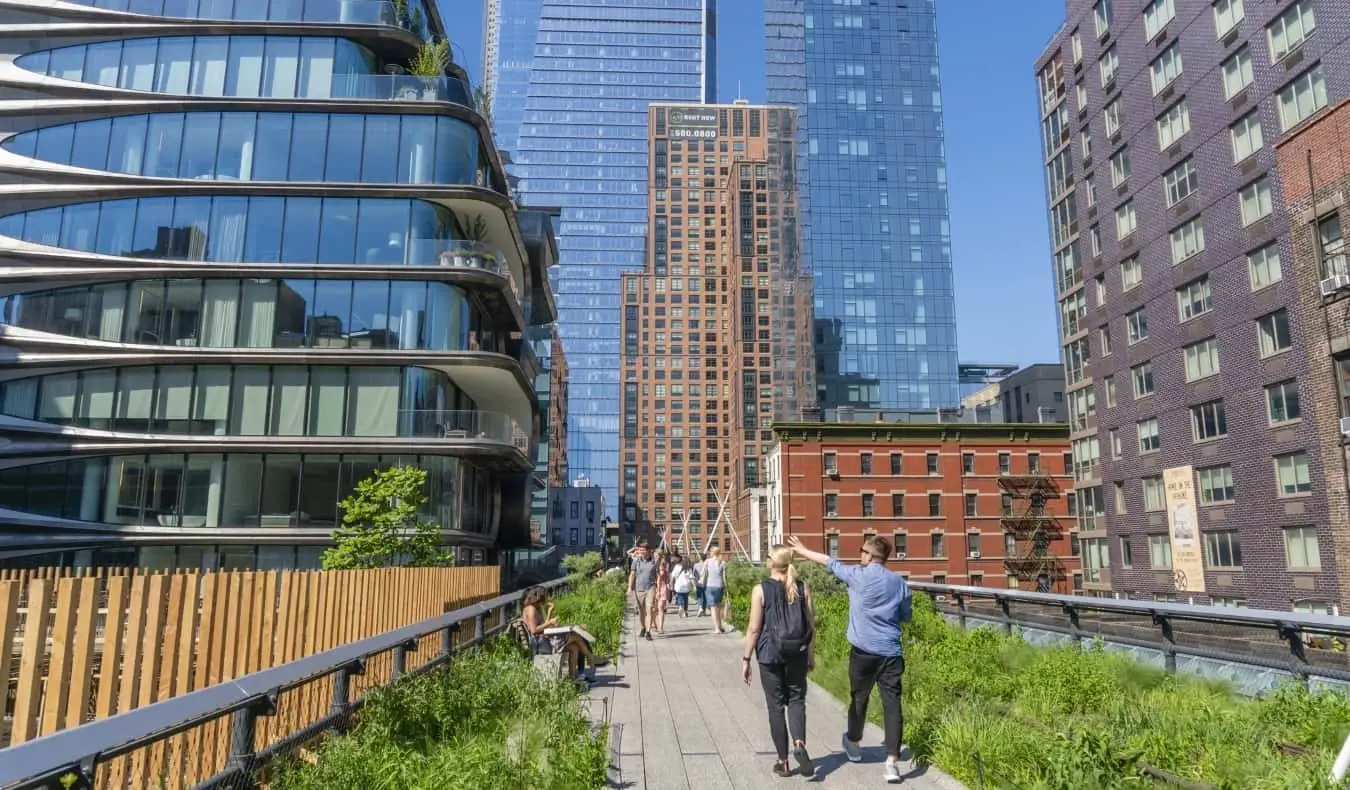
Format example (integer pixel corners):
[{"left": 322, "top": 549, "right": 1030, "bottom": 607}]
[{"left": 0, "top": 0, "right": 558, "bottom": 570}]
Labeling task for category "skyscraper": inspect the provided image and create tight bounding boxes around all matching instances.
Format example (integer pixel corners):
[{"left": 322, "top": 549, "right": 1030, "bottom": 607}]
[
  {"left": 485, "top": 0, "right": 718, "bottom": 513},
  {"left": 0, "top": 0, "right": 557, "bottom": 570},
  {"left": 766, "top": 0, "right": 960, "bottom": 411}
]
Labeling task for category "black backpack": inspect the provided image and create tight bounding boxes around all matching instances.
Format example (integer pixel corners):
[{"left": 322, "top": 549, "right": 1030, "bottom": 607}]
[{"left": 763, "top": 579, "right": 814, "bottom": 657}]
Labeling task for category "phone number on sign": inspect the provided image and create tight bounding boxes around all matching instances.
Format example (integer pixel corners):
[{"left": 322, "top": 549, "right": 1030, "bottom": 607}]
[{"left": 670, "top": 128, "right": 717, "bottom": 139}]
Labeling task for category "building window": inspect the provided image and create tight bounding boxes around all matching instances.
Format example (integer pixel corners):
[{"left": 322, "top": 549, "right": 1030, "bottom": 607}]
[
  {"left": 1211, "top": 596, "right": 1245, "bottom": 608},
  {"left": 1148, "top": 535, "right": 1173, "bottom": 569},
  {"left": 1283, "top": 525, "right": 1320, "bottom": 570},
  {"left": 964, "top": 493, "right": 977, "bottom": 517},
  {"left": 998, "top": 452, "right": 1011, "bottom": 475},
  {"left": 1110, "top": 148, "right": 1131, "bottom": 187},
  {"left": 862, "top": 493, "right": 875, "bottom": 516},
  {"left": 1156, "top": 101, "right": 1190, "bottom": 150},
  {"left": 570, "top": 502, "right": 579, "bottom": 519},
  {"left": 926, "top": 452, "right": 939, "bottom": 475},
  {"left": 1221, "top": 47, "right": 1254, "bottom": 99},
  {"left": 860, "top": 453, "right": 872, "bottom": 475},
  {"left": 1126, "top": 307, "right": 1148, "bottom": 343},
  {"left": 824, "top": 451, "right": 837, "bottom": 475},
  {"left": 892, "top": 493, "right": 904, "bottom": 516},
  {"left": 1001, "top": 493, "right": 1014, "bottom": 516},
  {"left": 1120, "top": 256, "right": 1141, "bottom": 290},
  {"left": 825, "top": 492, "right": 839, "bottom": 516},
  {"left": 928, "top": 492, "right": 941, "bottom": 517},
  {"left": 586, "top": 501, "right": 596, "bottom": 522},
  {"left": 585, "top": 528, "right": 595, "bottom": 545},
  {"left": 1267, "top": 0, "right": 1316, "bottom": 62},
  {"left": 1279, "top": 66, "right": 1329, "bottom": 132},
  {"left": 1197, "top": 465, "right": 1236, "bottom": 504},
  {"left": 1137, "top": 418, "right": 1160, "bottom": 453},
  {"left": 1083, "top": 537, "right": 1109, "bottom": 583},
  {"left": 1098, "top": 45, "right": 1118, "bottom": 87},
  {"left": 1143, "top": 0, "right": 1175, "bottom": 39},
  {"left": 569, "top": 528, "right": 579, "bottom": 545},
  {"left": 1229, "top": 111, "right": 1263, "bottom": 163},
  {"left": 1162, "top": 159, "right": 1198, "bottom": 207},
  {"left": 1248, "top": 243, "right": 1282, "bottom": 290},
  {"left": 1119, "top": 536, "right": 1133, "bottom": 567},
  {"left": 890, "top": 453, "right": 902, "bottom": 475},
  {"left": 1115, "top": 201, "right": 1137, "bottom": 240},
  {"left": 962, "top": 453, "right": 974, "bottom": 475},
  {"left": 827, "top": 533, "right": 840, "bottom": 558},
  {"left": 1275, "top": 452, "right": 1311, "bottom": 496},
  {"left": 1105, "top": 375, "right": 1117, "bottom": 406},
  {"left": 1169, "top": 218, "right": 1205, "bottom": 264},
  {"left": 1099, "top": 325, "right": 1112, "bottom": 355},
  {"left": 930, "top": 532, "right": 945, "bottom": 557},
  {"left": 1149, "top": 42, "right": 1182, "bottom": 95},
  {"left": 893, "top": 532, "right": 907, "bottom": 557},
  {"left": 1257, "top": 309, "right": 1292, "bottom": 357},
  {"left": 1321, "top": 213, "right": 1345, "bottom": 278},
  {"left": 1266, "top": 379, "right": 1302, "bottom": 424},
  {"left": 1114, "top": 480, "right": 1128, "bottom": 513},
  {"left": 1132, "top": 362, "right": 1154, "bottom": 397},
  {"left": 1028, "top": 453, "right": 1040, "bottom": 473},
  {"left": 1213, "top": 0, "right": 1244, "bottom": 39},
  {"left": 1094, "top": 0, "right": 1111, "bottom": 36},
  {"left": 1104, "top": 99, "right": 1122, "bottom": 137},
  {"left": 1204, "top": 531, "right": 1242, "bottom": 568},
  {"left": 1239, "top": 177, "right": 1272, "bottom": 226},
  {"left": 1183, "top": 337, "right": 1220, "bottom": 381},
  {"left": 1176, "top": 277, "right": 1212, "bottom": 321},
  {"left": 1109, "top": 429, "right": 1122, "bottom": 458},
  {"left": 1190, "top": 400, "right": 1227, "bottom": 442},
  {"left": 1143, "top": 476, "right": 1165, "bottom": 511}
]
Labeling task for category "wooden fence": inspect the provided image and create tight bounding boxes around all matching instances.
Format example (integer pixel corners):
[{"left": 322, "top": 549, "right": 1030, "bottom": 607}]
[{"left": 0, "top": 564, "right": 500, "bottom": 784}]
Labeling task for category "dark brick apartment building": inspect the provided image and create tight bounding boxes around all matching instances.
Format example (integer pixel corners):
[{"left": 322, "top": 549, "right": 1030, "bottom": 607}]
[
  {"left": 763, "top": 421, "right": 1082, "bottom": 593},
  {"left": 1038, "top": 0, "right": 1350, "bottom": 610}
]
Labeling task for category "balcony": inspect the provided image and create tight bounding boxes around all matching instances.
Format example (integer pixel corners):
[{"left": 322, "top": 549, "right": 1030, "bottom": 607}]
[
  {"left": 62, "top": 0, "right": 417, "bottom": 30},
  {"left": 331, "top": 73, "right": 474, "bottom": 107},
  {"left": 402, "top": 409, "right": 531, "bottom": 454}
]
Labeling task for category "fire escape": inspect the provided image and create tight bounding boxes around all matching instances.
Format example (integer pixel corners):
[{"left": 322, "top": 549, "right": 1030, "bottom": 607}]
[{"left": 1000, "top": 475, "right": 1066, "bottom": 593}]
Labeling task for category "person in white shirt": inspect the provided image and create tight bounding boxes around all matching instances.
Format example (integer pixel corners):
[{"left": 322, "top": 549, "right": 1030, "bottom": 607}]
[
  {"left": 670, "top": 554, "right": 698, "bottom": 616},
  {"left": 693, "top": 556, "right": 708, "bottom": 615}
]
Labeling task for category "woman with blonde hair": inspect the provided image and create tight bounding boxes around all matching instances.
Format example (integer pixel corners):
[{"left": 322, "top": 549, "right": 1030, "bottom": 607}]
[
  {"left": 702, "top": 545, "right": 729, "bottom": 633},
  {"left": 740, "top": 546, "right": 816, "bottom": 777}
]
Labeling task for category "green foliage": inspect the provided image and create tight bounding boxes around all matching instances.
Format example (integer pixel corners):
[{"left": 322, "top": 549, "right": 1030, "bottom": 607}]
[
  {"left": 725, "top": 566, "right": 1350, "bottom": 789},
  {"left": 550, "top": 573, "right": 626, "bottom": 659},
  {"left": 322, "top": 466, "right": 449, "bottom": 570},
  {"left": 561, "top": 551, "right": 602, "bottom": 581},
  {"left": 408, "top": 38, "right": 449, "bottom": 77}
]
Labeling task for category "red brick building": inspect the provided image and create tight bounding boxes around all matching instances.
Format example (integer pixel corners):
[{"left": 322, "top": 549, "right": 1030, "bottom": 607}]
[{"left": 765, "top": 420, "right": 1082, "bottom": 592}]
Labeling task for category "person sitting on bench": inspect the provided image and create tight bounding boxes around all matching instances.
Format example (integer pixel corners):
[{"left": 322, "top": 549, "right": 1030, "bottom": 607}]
[{"left": 521, "top": 586, "right": 608, "bottom": 681}]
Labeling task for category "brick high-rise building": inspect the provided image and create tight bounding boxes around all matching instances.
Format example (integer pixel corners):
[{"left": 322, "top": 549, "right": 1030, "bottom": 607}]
[
  {"left": 620, "top": 102, "right": 815, "bottom": 555},
  {"left": 1037, "top": 0, "right": 1350, "bottom": 609}
]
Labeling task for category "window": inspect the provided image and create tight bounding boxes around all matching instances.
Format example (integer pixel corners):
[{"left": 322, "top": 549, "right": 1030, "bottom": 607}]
[
  {"left": 1204, "top": 531, "right": 1243, "bottom": 568},
  {"left": 825, "top": 492, "right": 838, "bottom": 516},
  {"left": 1143, "top": 0, "right": 1175, "bottom": 40},
  {"left": 1230, "top": 112, "right": 1263, "bottom": 163},
  {"left": 1275, "top": 452, "right": 1311, "bottom": 496},
  {"left": 1213, "top": 0, "right": 1244, "bottom": 39},
  {"left": 1110, "top": 148, "right": 1131, "bottom": 187},
  {"left": 964, "top": 493, "right": 977, "bottom": 517},
  {"left": 1113, "top": 481, "right": 1128, "bottom": 513},
  {"left": 1119, "top": 536, "right": 1134, "bottom": 567},
  {"left": 1104, "top": 100, "right": 1121, "bottom": 137},
  {"left": 1126, "top": 307, "right": 1147, "bottom": 343},
  {"left": 1149, "top": 43, "right": 1182, "bottom": 95},
  {"left": 1137, "top": 418, "right": 1160, "bottom": 453},
  {"left": 1156, "top": 102, "right": 1190, "bottom": 149},
  {"left": 1248, "top": 243, "right": 1283, "bottom": 290},
  {"left": 1099, "top": 325, "right": 1112, "bottom": 355},
  {"left": 1162, "top": 160, "right": 1199, "bottom": 207},
  {"left": 1176, "top": 277, "right": 1212, "bottom": 321},
  {"left": 1183, "top": 337, "right": 1220, "bottom": 381},
  {"left": 1170, "top": 218, "right": 1206, "bottom": 264},
  {"left": 1149, "top": 534, "right": 1173, "bottom": 568},
  {"left": 1104, "top": 375, "right": 1117, "bottom": 406},
  {"left": 1098, "top": 45, "right": 1118, "bottom": 87},
  {"left": 1190, "top": 399, "right": 1228, "bottom": 442},
  {"left": 930, "top": 531, "right": 944, "bottom": 557},
  {"left": 962, "top": 452, "right": 974, "bottom": 475},
  {"left": 1257, "top": 309, "right": 1292, "bottom": 357},
  {"left": 1143, "top": 476, "right": 1165, "bottom": 511},
  {"left": 1132, "top": 361, "right": 1154, "bottom": 397},
  {"left": 1197, "top": 464, "right": 1235, "bottom": 504},
  {"left": 995, "top": 452, "right": 1010, "bottom": 474},
  {"left": 1028, "top": 453, "right": 1041, "bottom": 473},
  {"left": 893, "top": 531, "right": 907, "bottom": 556},
  {"left": 1266, "top": 379, "right": 1302, "bottom": 424},
  {"left": 1116, "top": 201, "right": 1137, "bottom": 240},
  {"left": 1120, "top": 256, "right": 1142, "bottom": 290},
  {"left": 1278, "top": 67, "right": 1328, "bottom": 132},
  {"left": 890, "top": 452, "right": 902, "bottom": 475},
  {"left": 1283, "top": 525, "right": 1320, "bottom": 570},
  {"left": 1221, "top": 47, "right": 1254, "bottom": 100},
  {"left": 823, "top": 451, "right": 837, "bottom": 475},
  {"left": 1094, "top": 0, "right": 1111, "bottom": 37},
  {"left": 827, "top": 533, "right": 839, "bottom": 558},
  {"left": 1239, "top": 177, "right": 1272, "bottom": 226},
  {"left": 860, "top": 452, "right": 872, "bottom": 475},
  {"left": 862, "top": 493, "right": 874, "bottom": 516},
  {"left": 891, "top": 493, "right": 904, "bottom": 516},
  {"left": 1109, "top": 428, "right": 1122, "bottom": 458},
  {"left": 1267, "top": 0, "right": 1316, "bottom": 62},
  {"left": 926, "top": 452, "right": 939, "bottom": 475},
  {"left": 928, "top": 493, "right": 941, "bottom": 517}
]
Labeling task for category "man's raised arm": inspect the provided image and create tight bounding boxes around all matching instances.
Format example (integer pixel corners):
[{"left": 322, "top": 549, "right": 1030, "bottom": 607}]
[{"left": 786, "top": 536, "right": 860, "bottom": 586}]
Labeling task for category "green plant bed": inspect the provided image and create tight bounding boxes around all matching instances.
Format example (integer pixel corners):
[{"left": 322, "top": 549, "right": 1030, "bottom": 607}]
[
  {"left": 270, "top": 579, "right": 625, "bottom": 790},
  {"left": 724, "top": 562, "right": 1350, "bottom": 789}
]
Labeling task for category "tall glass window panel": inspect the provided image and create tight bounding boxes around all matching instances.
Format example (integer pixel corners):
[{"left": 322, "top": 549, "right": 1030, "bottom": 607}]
[
  {"left": 215, "top": 112, "right": 256, "bottom": 179},
  {"left": 317, "top": 198, "right": 359, "bottom": 262},
  {"left": 155, "top": 366, "right": 194, "bottom": 431},
  {"left": 226, "top": 37, "right": 265, "bottom": 98},
  {"left": 288, "top": 114, "right": 329, "bottom": 180},
  {"left": 230, "top": 365, "right": 270, "bottom": 435},
  {"left": 324, "top": 114, "right": 365, "bottom": 182},
  {"left": 269, "top": 367, "right": 308, "bottom": 435},
  {"left": 262, "top": 37, "right": 301, "bottom": 99},
  {"left": 238, "top": 279, "right": 278, "bottom": 347},
  {"left": 119, "top": 38, "right": 159, "bottom": 92},
  {"left": 399, "top": 116, "right": 436, "bottom": 184},
  {"left": 181, "top": 454, "right": 222, "bottom": 527},
  {"left": 275, "top": 279, "right": 312, "bottom": 346},
  {"left": 308, "top": 367, "right": 347, "bottom": 436},
  {"left": 79, "top": 369, "right": 115, "bottom": 429},
  {"left": 346, "top": 367, "right": 399, "bottom": 436},
  {"left": 309, "top": 280, "right": 353, "bottom": 347},
  {"left": 171, "top": 195, "right": 212, "bottom": 260},
  {"left": 279, "top": 197, "right": 321, "bottom": 262},
  {"left": 389, "top": 281, "right": 426, "bottom": 349},
  {"left": 349, "top": 280, "right": 391, "bottom": 345},
  {"left": 259, "top": 454, "right": 302, "bottom": 523},
  {"left": 193, "top": 365, "right": 231, "bottom": 434},
  {"left": 37, "top": 372, "right": 77, "bottom": 423},
  {"left": 252, "top": 113, "right": 292, "bottom": 180},
  {"left": 356, "top": 200, "right": 411, "bottom": 265},
  {"left": 360, "top": 115, "right": 401, "bottom": 182},
  {"left": 299, "top": 454, "right": 341, "bottom": 526},
  {"left": 69, "top": 118, "right": 113, "bottom": 172},
  {"left": 221, "top": 453, "right": 264, "bottom": 525}
]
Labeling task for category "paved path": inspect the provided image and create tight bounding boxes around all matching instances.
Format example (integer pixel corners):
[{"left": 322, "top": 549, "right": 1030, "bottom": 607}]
[{"left": 584, "top": 606, "right": 967, "bottom": 789}]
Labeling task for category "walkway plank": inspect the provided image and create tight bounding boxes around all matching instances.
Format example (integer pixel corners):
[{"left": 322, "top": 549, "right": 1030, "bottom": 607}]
[{"left": 603, "top": 607, "right": 968, "bottom": 790}]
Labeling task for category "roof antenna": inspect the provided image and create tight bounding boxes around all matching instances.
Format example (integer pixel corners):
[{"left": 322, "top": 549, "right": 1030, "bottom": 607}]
[{"left": 737, "top": 80, "right": 743, "bottom": 101}]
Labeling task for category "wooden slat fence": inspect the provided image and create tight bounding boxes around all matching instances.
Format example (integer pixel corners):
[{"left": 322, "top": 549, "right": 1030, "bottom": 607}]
[{"left": 0, "top": 565, "right": 500, "bottom": 787}]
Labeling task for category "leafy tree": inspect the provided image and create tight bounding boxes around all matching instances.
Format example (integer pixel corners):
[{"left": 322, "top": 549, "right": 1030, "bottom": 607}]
[
  {"left": 322, "top": 466, "right": 450, "bottom": 570},
  {"left": 561, "top": 551, "right": 602, "bottom": 580}
]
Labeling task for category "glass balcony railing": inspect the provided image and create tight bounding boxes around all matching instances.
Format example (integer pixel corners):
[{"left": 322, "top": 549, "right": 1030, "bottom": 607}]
[
  {"left": 331, "top": 74, "right": 474, "bottom": 107},
  {"left": 65, "top": 0, "right": 410, "bottom": 29},
  {"left": 401, "top": 410, "right": 531, "bottom": 453},
  {"left": 407, "top": 240, "right": 529, "bottom": 317}
]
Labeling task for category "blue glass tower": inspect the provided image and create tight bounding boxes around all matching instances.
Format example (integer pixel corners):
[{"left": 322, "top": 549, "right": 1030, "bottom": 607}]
[
  {"left": 766, "top": 0, "right": 959, "bottom": 410},
  {"left": 486, "top": 0, "right": 717, "bottom": 510}
]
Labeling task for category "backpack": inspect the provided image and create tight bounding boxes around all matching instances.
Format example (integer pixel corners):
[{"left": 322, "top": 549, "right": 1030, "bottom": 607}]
[{"left": 762, "top": 579, "right": 813, "bottom": 658}]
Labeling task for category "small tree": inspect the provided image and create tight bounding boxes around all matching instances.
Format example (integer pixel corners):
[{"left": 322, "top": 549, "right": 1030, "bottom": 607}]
[{"left": 322, "top": 466, "right": 450, "bottom": 570}]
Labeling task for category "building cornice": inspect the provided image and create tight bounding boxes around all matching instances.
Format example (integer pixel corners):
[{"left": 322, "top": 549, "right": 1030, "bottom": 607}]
[{"left": 771, "top": 421, "right": 1071, "bottom": 443}]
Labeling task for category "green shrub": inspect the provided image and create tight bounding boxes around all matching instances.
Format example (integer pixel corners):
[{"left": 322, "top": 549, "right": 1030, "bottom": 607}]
[
  {"left": 561, "top": 552, "right": 603, "bottom": 580},
  {"left": 551, "top": 573, "right": 626, "bottom": 659}
]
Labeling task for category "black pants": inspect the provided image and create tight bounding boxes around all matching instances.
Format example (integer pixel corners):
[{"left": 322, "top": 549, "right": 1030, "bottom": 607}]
[
  {"left": 758, "top": 655, "right": 808, "bottom": 760},
  {"left": 846, "top": 647, "right": 904, "bottom": 758}
]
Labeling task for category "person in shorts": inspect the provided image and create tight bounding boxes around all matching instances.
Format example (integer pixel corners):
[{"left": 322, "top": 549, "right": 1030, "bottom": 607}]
[{"left": 628, "top": 542, "right": 659, "bottom": 640}]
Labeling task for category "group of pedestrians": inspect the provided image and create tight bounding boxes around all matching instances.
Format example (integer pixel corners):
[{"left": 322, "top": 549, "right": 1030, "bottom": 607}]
[{"left": 626, "top": 542, "right": 730, "bottom": 639}]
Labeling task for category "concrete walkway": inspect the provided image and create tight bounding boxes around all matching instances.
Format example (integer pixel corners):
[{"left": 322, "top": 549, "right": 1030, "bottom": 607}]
[{"left": 584, "top": 606, "right": 967, "bottom": 789}]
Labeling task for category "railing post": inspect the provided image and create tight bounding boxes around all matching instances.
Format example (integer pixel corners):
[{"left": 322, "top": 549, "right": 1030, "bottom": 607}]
[
  {"left": 393, "top": 638, "right": 419, "bottom": 679},
  {"left": 1062, "top": 603, "right": 1082, "bottom": 647},
  {"left": 474, "top": 612, "right": 485, "bottom": 643},
  {"left": 1152, "top": 613, "right": 1177, "bottom": 673},
  {"left": 441, "top": 621, "right": 461, "bottom": 658},
  {"left": 226, "top": 691, "right": 278, "bottom": 779},
  {"left": 995, "top": 595, "right": 1013, "bottom": 636},
  {"left": 1277, "top": 621, "right": 1311, "bottom": 686},
  {"left": 328, "top": 659, "right": 366, "bottom": 734},
  {"left": 953, "top": 592, "right": 968, "bottom": 630}
]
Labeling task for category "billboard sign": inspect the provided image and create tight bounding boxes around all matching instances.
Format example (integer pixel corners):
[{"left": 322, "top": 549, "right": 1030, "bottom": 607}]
[
  {"left": 668, "top": 107, "right": 718, "bottom": 140},
  {"left": 1163, "top": 465, "right": 1206, "bottom": 593}
]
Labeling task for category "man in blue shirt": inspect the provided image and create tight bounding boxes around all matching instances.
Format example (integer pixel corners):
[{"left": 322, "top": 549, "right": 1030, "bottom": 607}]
[{"left": 788, "top": 534, "right": 912, "bottom": 784}]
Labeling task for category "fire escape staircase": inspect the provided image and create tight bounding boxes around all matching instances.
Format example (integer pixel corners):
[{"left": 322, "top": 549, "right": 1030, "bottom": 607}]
[{"left": 999, "top": 475, "right": 1067, "bottom": 591}]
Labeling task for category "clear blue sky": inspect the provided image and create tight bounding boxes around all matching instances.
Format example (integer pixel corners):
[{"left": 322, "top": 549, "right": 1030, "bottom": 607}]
[{"left": 441, "top": 0, "right": 1065, "bottom": 368}]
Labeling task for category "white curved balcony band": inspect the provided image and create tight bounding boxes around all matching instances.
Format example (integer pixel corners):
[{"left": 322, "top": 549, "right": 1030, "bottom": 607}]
[
  {"left": 53, "top": 0, "right": 413, "bottom": 27},
  {"left": 402, "top": 409, "right": 531, "bottom": 453}
]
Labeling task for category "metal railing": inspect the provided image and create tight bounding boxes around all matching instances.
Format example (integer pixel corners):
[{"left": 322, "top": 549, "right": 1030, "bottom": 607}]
[
  {"left": 0, "top": 578, "right": 569, "bottom": 790},
  {"left": 64, "top": 0, "right": 407, "bottom": 27},
  {"left": 401, "top": 409, "right": 531, "bottom": 453},
  {"left": 911, "top": 582, "right": 1350, "bottom": 694}
]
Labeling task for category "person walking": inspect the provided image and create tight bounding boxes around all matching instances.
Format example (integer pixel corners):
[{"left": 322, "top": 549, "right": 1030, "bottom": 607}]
[
  {"left": 787, "top": 534, "right": 912, "bottom": 784},
  {"left": 652, "top": 547, "right": 671, "bottom": 634},
  {"left": 741, "top": 546, "right": 816, "bottom": 777},
  {"left": 670, "top": 553, "right": 697, "bottom": 616},
  {"left": 628, "top": 542, "right": 659, "bottom": 641},
  {"left": 703, "top": 546, "right": 729, "bottom": 634},
  {"left": 693, "top": 553, "right": 709, "bottom": 616}
]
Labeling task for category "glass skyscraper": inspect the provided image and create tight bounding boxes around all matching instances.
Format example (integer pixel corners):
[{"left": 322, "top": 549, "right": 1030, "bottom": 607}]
[
  {"left": 485, "top": 0, "right": 717, "bottom": 511},
  {"left": 766, "top": 0, "right": 959, "bottom": 410}
]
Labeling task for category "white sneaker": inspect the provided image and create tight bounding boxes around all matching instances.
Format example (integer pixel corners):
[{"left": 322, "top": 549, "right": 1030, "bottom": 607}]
[
  {"left": 840, "top": 734, "right": 862, "bottom": 763},
  {"left": 884, "top": 761, "right": 902, "bottom": 784}
]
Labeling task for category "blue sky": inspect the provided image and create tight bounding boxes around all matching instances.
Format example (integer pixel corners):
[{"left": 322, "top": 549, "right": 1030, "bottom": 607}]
[{"left": 441, "top": 0, "right": 1065, "bottom": 367}]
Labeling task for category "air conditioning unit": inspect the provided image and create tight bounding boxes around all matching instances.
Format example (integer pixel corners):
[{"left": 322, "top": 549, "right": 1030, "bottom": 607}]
[
  {"left": 1320, "top": 273, "right": 1350, "bottom": 297},
  {"left": 968, "top": 551, "right": 981, "bottom": 559},
  {"left": 1340, "top": 417, "right": 1350, "bottom": 437},
  {"left": 896, "top": 552, "right": 907, "bottom": 560}
]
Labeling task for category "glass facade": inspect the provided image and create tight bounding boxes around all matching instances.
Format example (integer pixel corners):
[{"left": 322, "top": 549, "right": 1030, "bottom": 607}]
[
  {"left": 765, "top": 0, "right": 959, "bottom": 409},
  {"left": 486, "top": 0, "right": 716, "bottom": 511}
]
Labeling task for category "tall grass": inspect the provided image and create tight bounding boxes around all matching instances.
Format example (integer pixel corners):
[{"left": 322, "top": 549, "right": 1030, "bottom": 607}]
[{"left": 724, "top": 562, "right": 1350, "bottom": 789}]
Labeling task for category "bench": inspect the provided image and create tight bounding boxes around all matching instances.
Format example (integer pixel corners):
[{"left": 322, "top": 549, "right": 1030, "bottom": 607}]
[{"left": 507, "top": 617, "right": 570, "bottom": 679}]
